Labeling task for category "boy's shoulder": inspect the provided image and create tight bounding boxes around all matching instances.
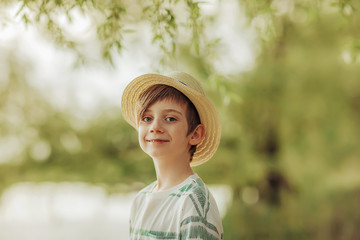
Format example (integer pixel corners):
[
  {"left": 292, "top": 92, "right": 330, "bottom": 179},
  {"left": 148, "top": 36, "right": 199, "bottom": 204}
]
[
  {"left": 170, "top": 174, "right": 208, "bottom": 198},
  {"left": 137, "top": 181, "right": 157, "bottom": 195}
]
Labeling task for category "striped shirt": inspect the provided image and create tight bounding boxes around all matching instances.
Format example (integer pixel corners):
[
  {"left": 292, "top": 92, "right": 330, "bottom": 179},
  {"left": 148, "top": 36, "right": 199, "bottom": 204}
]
[{"left": 129, "top": 174, "right": 223, "bottom": 240}]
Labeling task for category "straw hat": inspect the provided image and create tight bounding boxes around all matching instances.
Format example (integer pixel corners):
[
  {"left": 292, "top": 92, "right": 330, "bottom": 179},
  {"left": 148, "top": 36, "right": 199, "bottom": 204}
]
[{"left": 121, "top": 71, "right": 221, "bottom": 167}]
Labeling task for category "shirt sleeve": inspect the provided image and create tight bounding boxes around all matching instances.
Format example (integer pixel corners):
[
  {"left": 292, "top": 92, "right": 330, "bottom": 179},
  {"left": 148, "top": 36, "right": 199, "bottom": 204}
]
[
  {"left": 179, "top": 190, "right": 223, "bottom": 240},
  {"left": 180, "top": 215, "right": 222, "bottom": 240}
]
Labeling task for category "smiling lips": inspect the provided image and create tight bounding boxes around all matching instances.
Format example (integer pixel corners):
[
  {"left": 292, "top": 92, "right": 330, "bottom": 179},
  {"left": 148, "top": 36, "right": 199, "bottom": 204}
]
[{"left": 146, "top": 139, "right": 170, "bottom": 143}]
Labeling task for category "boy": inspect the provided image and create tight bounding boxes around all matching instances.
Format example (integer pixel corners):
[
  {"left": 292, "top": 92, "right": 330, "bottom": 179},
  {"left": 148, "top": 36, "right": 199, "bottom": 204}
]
[{"left": 121, "top": 71, "right": 223, "bottom": 240}]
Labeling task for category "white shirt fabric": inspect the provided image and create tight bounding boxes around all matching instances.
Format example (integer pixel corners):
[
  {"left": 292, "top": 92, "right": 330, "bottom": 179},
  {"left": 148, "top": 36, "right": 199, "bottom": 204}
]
[{"left": 129, "top": 174, "right": 223, "bottom": 240}]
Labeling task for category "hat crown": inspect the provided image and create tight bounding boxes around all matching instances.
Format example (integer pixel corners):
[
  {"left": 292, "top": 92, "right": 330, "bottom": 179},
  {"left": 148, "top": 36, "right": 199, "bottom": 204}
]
[{"left": 167, "top": 72, "right": 205, "bottom": 95}]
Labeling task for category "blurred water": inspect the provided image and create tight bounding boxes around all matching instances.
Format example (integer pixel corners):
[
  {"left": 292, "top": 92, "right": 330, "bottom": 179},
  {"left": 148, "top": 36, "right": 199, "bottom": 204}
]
[{"left": 0, "top": 182, "right": 231, "bottom": 240}]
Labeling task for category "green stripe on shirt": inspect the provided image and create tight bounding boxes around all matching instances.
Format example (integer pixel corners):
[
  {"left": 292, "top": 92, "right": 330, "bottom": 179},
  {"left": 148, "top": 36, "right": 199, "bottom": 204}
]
[{"left": 132, "top": 228, "right": 178, "bottom": 239}]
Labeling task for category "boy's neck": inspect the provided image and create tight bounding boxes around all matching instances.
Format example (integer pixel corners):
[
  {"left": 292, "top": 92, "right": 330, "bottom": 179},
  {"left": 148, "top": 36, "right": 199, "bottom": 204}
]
[{"left": 152, "top": 157, "right": 194, "bottom": 192}]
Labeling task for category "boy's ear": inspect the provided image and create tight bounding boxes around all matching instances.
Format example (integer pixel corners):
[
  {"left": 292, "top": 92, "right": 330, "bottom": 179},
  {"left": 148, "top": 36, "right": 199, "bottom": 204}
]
[{"left": 189, "top": 124, "right": 205, "bottom": 145}]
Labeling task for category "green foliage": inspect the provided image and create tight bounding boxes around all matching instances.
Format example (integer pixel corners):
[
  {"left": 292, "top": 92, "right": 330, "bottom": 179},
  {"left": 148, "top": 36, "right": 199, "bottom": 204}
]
[
  {"left": 143, "top": 0, "right": 178, "bottom": 55},
  {"left": 216, "top": 4, "right": 360, "bottom": 239},
  {"left": 1, "top": 0, "right": 360, "bottom": 239},
  {"left": 0, "top": 52, "right": 155, "bottom": 194},
  {"left": 223, "top": 190, "right": 360, "bottom": 239},
  {"left": 4, "top": 0, "right": 206, "bottom": 63},
  {"left": 96, "top": 2, "right": 125, "bottom": 63}
]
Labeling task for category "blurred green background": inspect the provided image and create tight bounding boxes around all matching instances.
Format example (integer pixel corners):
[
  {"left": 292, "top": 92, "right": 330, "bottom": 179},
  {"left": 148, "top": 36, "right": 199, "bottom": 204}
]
[{"left": 1, "top": 0, "right": 360, "bottom": 239}]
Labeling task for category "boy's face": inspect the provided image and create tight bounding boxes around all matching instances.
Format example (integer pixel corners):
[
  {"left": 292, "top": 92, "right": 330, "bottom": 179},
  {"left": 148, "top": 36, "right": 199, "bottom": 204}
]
[{"left": 138, "top": 99, "right": 193, "bottom": 162}]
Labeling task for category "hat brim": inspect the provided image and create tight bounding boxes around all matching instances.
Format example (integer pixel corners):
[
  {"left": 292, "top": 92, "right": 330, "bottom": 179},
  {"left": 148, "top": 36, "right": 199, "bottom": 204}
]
[{"left": 121, "top": 73, "right": 221, "bottom": 167}]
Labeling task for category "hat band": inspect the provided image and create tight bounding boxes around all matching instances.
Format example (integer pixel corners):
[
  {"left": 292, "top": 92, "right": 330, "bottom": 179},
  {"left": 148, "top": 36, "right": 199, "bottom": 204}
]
[{"left": 177, "top": 80, "right": 189, "bottom": 87}]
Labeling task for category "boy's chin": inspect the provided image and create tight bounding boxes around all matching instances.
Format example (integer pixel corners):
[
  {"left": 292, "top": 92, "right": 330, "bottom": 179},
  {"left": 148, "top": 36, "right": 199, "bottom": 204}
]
[{"left": 146, "top": 152, "right": 168, "bottom": 159}]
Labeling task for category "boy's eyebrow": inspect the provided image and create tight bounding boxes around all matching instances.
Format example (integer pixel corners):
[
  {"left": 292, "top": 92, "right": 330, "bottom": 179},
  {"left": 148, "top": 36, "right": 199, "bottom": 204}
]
[
  {"left": 144, "top": 108, "right": 183, "bottom": 116},
  {"left": 163, "top": 109, "right": 183, "bottom": 116}
]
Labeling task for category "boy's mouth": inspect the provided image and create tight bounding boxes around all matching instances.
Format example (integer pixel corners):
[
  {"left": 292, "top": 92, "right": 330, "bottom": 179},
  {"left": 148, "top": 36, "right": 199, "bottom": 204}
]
[{"left": 146, "top": 139, "right": 170, "bottom": 143}]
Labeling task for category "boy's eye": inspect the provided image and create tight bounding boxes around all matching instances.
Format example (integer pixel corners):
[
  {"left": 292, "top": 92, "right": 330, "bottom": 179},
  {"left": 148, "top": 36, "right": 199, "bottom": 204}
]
[
  {"left": 165, "top": 117, "right": 176, "bottom": 122},
  {"left": 142, "top": 116, "right": 152, "bottom": 122}
]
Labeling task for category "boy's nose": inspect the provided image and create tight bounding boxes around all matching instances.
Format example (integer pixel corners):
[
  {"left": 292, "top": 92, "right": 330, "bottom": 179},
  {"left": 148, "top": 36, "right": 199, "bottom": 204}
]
[{"left": 149, "top": 120, "right": 164, "bottom": 133}]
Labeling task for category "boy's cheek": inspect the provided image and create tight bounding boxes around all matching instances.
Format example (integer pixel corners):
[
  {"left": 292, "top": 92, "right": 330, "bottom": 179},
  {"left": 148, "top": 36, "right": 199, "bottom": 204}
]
[
  {"left": 138, "top": 130, "right": 147, "bottom": 148},
  {"left": 138, "top": 133, "right": 144, "bottom": 144},
  {"left": 138, "top": 126, "right": 145, "bottom": 137},
  {"left": 138, "top": 137, "right": 147, "bottom": 152}
]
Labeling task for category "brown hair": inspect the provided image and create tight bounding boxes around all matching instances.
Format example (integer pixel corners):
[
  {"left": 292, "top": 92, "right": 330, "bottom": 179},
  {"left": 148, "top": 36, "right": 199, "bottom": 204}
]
[{"left": 136, "top": 84, "right": 201, "bottom": 162}]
